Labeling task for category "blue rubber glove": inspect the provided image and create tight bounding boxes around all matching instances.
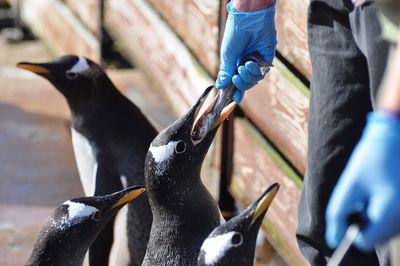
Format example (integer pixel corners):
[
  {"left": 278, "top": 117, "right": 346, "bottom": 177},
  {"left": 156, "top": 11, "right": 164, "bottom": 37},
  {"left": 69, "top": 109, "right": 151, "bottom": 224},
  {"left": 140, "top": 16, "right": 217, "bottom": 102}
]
[
  {"left": 216, "top": 1, "right": 277, "bottom": 102},
  {"left": 326, "top": 111, "right": 400, "bottom": 251}
]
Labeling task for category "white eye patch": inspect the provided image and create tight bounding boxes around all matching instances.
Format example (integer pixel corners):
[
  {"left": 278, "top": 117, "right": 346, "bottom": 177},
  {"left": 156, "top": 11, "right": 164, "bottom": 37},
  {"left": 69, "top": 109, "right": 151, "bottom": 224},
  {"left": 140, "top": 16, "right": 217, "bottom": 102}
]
[
  {"left": 62, "top": 200, "right": 98, "bottom": 227},
  {"left": 67, "top": 56, "right": 90, "bottom": 74},
  {"left": 149, "top": 140, "right": 180, "bottom": 175},
  {"left": 200, "top": 231, "right": 238, "bottom": 265}
]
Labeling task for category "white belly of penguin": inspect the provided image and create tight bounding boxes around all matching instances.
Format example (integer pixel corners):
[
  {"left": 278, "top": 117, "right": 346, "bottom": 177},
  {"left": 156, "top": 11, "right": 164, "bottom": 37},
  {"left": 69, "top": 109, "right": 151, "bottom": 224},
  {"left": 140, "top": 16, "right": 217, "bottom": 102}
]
[{"left": 71, "top": 128, "right": 97, "bottom": 196}]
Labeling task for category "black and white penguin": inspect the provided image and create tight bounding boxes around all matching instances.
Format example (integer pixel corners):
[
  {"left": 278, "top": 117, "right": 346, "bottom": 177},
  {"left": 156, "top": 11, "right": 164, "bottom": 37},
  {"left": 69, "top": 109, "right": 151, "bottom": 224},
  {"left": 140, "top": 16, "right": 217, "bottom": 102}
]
[
  {"left": 142, "top": 86, "right": 237, "bottom": 265},
  {"left": 26, "top": 185, "right": 145, "bottom": 266},
  {"left": 17, "top": 56, "right": 157, "bottom": 266},
  {"left": 197, "top": 183, "right": 280, "bottom": 266}
]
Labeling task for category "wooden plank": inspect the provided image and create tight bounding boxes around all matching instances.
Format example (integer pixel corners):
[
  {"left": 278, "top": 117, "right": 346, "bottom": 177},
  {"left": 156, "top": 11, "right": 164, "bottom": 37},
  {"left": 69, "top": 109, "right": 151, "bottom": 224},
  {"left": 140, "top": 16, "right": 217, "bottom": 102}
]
[
  {"left": 65, "top": 0, "right": 100, "bottom": 34},
  {"left": 231, "top": 118, "right": 307, "bottom": 266},
  {"left": 107, "top": 69, "right": 177, "bottom": 131},
  {"left": 241, "top": 60, "right": 309, "bottom": 174},
  {"left": 104, "top": 0, "right": 213, "bottom": 116},
  {"left": 276, "top": 0, "right": 311, "bottom": 79},
  {"left": 148, "top": 0, "right": 220, "bottom": 76},
  {"left": 0, "top": 73, "right": 70, "bottom": 120},
  {"left": 19, "top": 0, "right": 100, "bottom": 62},
  {"left": 1, "top": 68, "right": 176, "bottom": 126}
]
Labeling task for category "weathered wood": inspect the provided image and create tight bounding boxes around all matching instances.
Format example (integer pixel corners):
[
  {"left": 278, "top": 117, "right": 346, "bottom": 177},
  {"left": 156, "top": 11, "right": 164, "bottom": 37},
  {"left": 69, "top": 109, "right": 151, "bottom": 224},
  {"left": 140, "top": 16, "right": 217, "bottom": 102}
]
[
  {"left": 241, "top": 60, "right": 309, "bottom": 174},
  {"left": 148, "top": 0, "right": 220, "bottom": 76},
  {"left": 19, "top": 0, "right": 100, "bottom": 62},
  {"left": 231, "top": 119, "right": 307, "bottom": 266},
  {"left": 107, "top": 69, "right": 177, "bottom": 130},
  {"left": 2, "top": 69, "right": 175, "bottom": 125},
  {"left": 0, "top": 74, "right": 70, "bottom": 120},
  {"left": 65, "top": 0, "right": 100, "bottom": 34},
  {"left": 104, "top": 0, "right": 213, "bottom": 116},
  {"left": 276, "top": 0, "right": 311, "bottom": 79}
]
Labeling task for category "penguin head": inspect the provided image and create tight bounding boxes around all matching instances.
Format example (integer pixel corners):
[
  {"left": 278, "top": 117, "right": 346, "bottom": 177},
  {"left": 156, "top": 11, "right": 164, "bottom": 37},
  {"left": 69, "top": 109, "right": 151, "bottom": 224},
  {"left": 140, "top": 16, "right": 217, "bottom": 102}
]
[
  {"left": 198, "top": 183, "right": 280, "bottom": 266},
  {"left": 49, "top": 185, "right": 145, "bottom": 234},
  {"left": 17, "top": 55, "right": 114, "bottom": 109},
  {"left": 28, "top": 186, "right": 145, "bottom": 264},
  {"left": 145, "top": 86, "right": 236, "bottom": 193}
]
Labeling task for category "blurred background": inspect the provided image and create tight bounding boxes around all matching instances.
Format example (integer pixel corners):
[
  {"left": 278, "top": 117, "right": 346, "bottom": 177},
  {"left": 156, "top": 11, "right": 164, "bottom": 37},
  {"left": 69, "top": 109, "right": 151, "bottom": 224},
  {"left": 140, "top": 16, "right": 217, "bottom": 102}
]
[{"left": 0, "top": 0, "right": 310, "bottom": 265}]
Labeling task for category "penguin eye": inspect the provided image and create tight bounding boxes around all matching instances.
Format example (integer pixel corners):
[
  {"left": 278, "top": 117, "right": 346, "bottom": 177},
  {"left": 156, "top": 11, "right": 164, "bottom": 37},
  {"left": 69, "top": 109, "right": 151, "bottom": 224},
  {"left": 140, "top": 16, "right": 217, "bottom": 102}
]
[
  {"left": 91, "top": 210, "right": 101, "bottom": 221},
  {"left": 175, "top": 140, "right": 186, "bottom": 154},
  {"left": 231, "top": 232, "right": 243, "bottom": 247},
  {"left": 66, "top": 71, "right": 78, "bottom": 80}
]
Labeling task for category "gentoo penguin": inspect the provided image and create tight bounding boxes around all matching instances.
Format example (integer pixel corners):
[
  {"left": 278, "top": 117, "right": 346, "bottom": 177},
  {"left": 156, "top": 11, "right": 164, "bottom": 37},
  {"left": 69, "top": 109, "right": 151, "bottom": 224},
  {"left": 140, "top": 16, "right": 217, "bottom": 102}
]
[
  {"left": 143, "top": 85, "right": 237, "bottom": 265},
  {"left": 198, "top": 183, "right": 280, "bottom": 266},
  {"left": 17, "top": 56, "right": 157, "bottom": 266},
  {"left": 27, "top": 185, "right": 145, "bottom": 266}
]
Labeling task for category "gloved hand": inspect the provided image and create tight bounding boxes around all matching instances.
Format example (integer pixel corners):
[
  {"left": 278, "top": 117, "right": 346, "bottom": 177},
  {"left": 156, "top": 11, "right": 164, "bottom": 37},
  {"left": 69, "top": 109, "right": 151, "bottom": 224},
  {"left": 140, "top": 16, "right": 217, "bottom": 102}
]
[
  {"left": 216, "top": 1, "right": 277, "bottom": 102},
  {"left": 326, "top": 111, "right": 400, "bottom": 251}
]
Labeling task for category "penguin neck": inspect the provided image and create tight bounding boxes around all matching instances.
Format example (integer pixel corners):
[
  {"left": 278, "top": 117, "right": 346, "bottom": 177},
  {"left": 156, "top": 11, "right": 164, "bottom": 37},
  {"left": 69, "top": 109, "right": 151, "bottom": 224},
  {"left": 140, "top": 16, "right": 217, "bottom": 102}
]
[
  {"left": 146, "top": 167, "right": 202, "bottom": 213},
  {"left": 67, "top": 92, "right": 112, "bottom": 119},
  {"left": 69, "top": 102, "right": 113, "bottom": 139},
  {"left": 65, "top": 78, "right": 121, "bottom": 119},
  {"left": 70, "top": 110, "right": 95, "bottom": 135},
  {"left": 27, "top": 229, "right": 88, "bottom": 266},
  {"left": 144, "top": 173, "right": 221, "bottom": 266}
]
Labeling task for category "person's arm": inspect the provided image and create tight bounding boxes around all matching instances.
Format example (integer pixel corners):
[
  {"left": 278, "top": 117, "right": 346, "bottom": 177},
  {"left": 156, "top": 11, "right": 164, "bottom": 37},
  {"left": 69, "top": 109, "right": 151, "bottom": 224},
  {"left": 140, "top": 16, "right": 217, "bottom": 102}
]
[
  {"left": 216, "top": 0, "right": 277, "bottom": 102},
  {"left": 326, "top": 39, "right": 400, "bottom": 251}
]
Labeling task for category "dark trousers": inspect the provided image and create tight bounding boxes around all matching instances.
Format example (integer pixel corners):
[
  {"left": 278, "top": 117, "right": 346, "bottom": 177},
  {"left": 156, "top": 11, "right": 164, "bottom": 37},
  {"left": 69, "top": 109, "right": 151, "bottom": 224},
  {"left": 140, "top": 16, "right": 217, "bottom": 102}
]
[{"left": 296, "top": 1, "right": 391, "bottom": 265}]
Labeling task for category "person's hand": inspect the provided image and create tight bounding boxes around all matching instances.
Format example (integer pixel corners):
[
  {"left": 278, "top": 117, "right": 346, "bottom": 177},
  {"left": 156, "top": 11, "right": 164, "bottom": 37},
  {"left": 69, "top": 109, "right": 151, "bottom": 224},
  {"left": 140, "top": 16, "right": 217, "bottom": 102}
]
[
  {"left": 216, "top": 1, "right": 277, "bottom": 102},
  {"left": 326, "top": 111, "right": 400, "bottom": 251}
]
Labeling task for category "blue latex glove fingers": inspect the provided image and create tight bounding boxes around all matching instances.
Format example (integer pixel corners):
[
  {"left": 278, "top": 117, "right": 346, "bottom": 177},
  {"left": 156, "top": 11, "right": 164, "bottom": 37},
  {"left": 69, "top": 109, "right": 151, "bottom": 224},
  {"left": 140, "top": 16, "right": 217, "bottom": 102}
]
[
  {"left": 232, "top": 89, "right": 245, "bottom": 103},
  {"left": 232, "top": 74, "right": 256, "bottom": 94},
  {"left": 216, "top": 1, "right": 277, "bottom": 91},
  {"left": 229, "top": 62, "right": 263, "bottom": 102},
  {"left": 238, "top": 62, "right": 264, "bottom": 84},
  {"left": 237, "top": 65, "right": 253, "bottom": 84},
  {"left": 325, "top": 111, "right": 400, "bottom": 251},
  {"left": 325, "top": 176, "right": 363, "bottom": 248},
  {"left": 354, "top": 194, "right": 399, "bottom": 251},
  {"left": 245, "top": 61, "right": 264, "bottom": 76}
]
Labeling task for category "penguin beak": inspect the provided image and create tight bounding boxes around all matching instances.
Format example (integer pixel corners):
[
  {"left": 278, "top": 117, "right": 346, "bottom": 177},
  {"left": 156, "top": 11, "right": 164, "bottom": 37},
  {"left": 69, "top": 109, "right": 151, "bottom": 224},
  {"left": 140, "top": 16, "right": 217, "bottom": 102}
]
[
  {"left": 111, "top": 186, "right": 145, "bottom": 209},
  {"left": 191, "top": 86, "right": 237, "bottom": 144},
  {"left": 17, "top": 62, "right": 50, "bottom": 74},
  {"left": 250, "top": 183, "right": 280, "bottom": 225}
]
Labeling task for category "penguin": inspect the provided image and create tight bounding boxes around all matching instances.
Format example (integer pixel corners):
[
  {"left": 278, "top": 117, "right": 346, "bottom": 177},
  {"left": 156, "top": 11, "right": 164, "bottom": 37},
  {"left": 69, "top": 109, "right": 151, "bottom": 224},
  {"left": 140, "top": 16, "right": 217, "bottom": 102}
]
[
  {"left": 142, "top": 85, "right": 237, "bottom": 266},
  {"left": 197, "top": 183, "right": 280, "bottom": 266},
  {"left": 17, "top": 56, "right": 157, "bottom": 266},
  {"left": 27, "top": 185, "right": 145, "bottom": 266}
]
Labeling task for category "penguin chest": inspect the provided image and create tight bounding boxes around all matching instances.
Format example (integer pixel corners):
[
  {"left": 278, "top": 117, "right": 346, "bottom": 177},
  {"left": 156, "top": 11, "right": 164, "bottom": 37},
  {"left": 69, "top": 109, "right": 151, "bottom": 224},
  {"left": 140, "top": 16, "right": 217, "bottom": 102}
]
[{"left": 71, "top": 128, "right": 98, "bottom": 196}]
